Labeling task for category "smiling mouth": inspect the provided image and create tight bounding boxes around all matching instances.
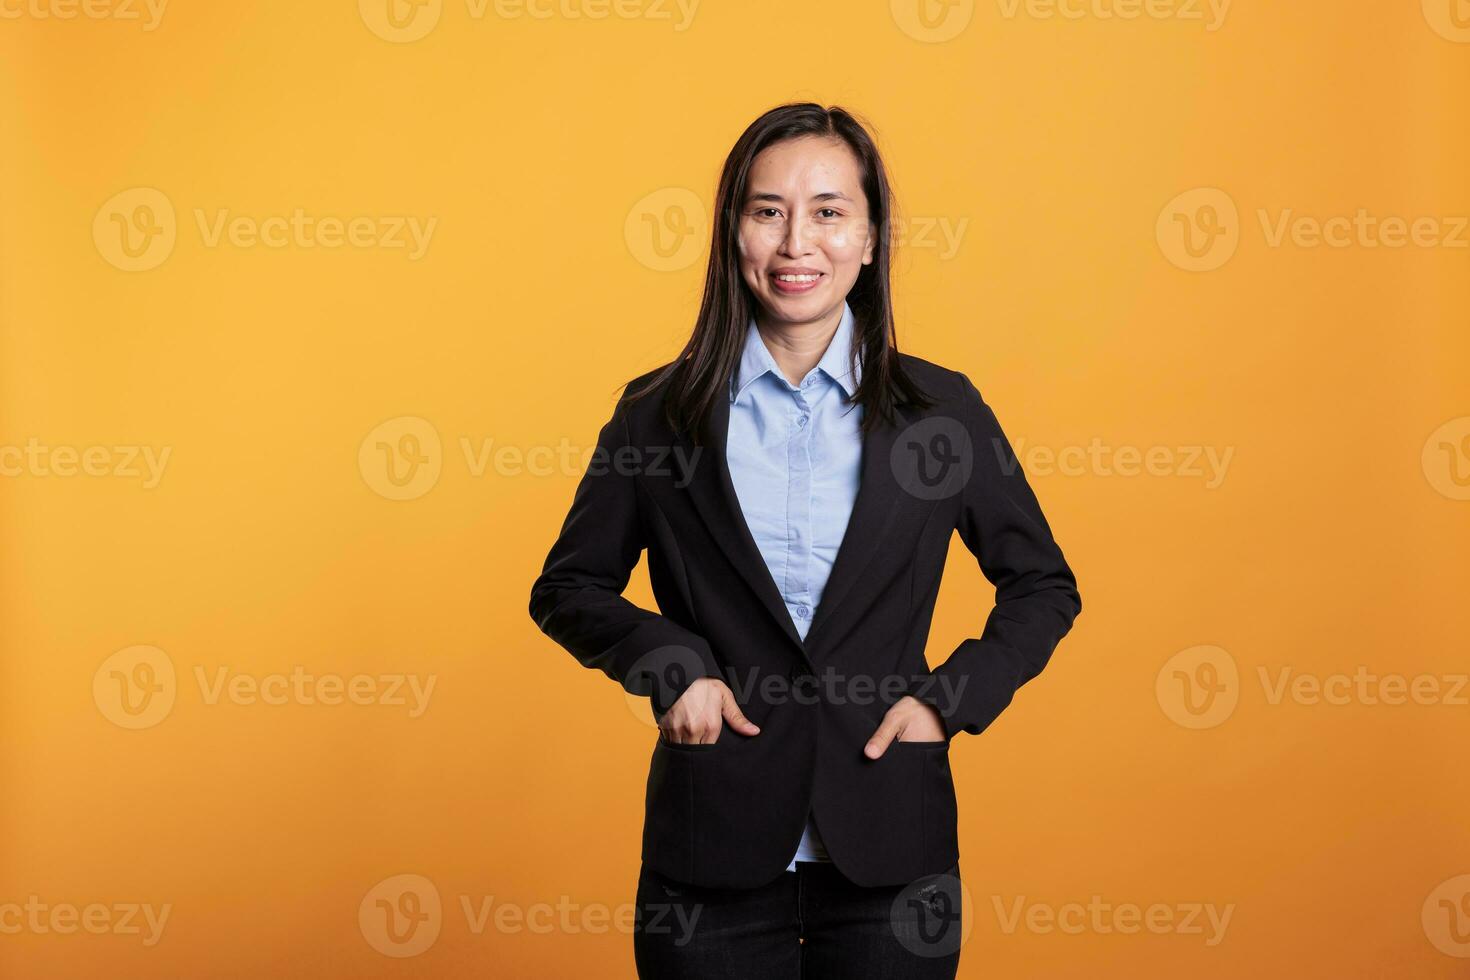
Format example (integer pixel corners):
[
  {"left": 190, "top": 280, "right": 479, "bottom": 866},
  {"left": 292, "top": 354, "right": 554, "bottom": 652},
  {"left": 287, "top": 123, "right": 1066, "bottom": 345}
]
[{"left": 771, "top": 273, "right": 824, "bottom": 283}]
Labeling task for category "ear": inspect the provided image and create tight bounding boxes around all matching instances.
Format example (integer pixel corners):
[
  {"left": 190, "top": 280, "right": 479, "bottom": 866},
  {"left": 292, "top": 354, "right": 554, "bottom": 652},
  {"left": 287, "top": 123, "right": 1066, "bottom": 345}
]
[{"left": 862, "top": 220, "right": 876, "bottom": 265}]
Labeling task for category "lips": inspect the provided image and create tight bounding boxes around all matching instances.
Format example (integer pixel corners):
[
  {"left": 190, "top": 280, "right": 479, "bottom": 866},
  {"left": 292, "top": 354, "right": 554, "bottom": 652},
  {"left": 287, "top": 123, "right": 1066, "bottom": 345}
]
[{"left": 769, "top": 269, "right": 825, "bottom": 295}]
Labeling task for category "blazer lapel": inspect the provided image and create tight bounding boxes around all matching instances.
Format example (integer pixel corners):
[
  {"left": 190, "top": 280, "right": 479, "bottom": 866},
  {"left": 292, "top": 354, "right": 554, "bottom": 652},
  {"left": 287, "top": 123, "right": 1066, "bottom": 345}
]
[
  {"left": 678, "top": 386, "right": 909, "bottom": 663},
  {"left": 681, "top": 391, "right": 808, "bottom": 656},
  {"left": 802, "top": 400, "right": 905, "bottom": 656}
]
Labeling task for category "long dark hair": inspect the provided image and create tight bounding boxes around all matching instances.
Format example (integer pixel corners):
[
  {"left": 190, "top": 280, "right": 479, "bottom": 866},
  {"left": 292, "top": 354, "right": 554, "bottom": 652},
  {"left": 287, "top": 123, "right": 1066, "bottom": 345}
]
[{"left": 620, "top": 102, "right": 936, "bottom": 444}]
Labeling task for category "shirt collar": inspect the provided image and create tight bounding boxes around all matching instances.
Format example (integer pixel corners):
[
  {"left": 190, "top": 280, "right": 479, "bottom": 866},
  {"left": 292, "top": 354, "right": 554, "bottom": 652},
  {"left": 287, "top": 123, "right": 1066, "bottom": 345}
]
[{"left": 730, "top": 300, "right": 863, "bottom": 405}]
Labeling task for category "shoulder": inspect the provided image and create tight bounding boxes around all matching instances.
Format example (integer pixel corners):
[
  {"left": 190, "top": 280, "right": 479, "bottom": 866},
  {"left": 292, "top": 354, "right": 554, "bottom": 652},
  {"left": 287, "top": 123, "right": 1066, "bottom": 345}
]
[
  {"left": 611, "top": 353, "right": 989, "bottom": 429},
  {"left": 895, "top": 351, "right": 982, "bottom": 409},
  {"left": 623, "top": 363, "right": 672, "bottom": 402},
  {"left": 892, "top": 352, "right": 1012, "bottom": 448},
  {"left": 608, "top": 362, "right": 677, "bottom": 434}
]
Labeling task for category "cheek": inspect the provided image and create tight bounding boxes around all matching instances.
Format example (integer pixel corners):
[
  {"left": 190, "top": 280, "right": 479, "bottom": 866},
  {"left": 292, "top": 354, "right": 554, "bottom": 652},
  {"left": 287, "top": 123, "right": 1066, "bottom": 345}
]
[
  {"left": 738, "top": 224, "right": 766, "bottom": 261},
  {"left": 825, "top": 220, "right": 872, "bottom": 253},
  {"left": 739, "top": 224, "right": 782, "bottom": 265},
  {"left": 824, "top": 225, "right": 869, "bottom": 262}
]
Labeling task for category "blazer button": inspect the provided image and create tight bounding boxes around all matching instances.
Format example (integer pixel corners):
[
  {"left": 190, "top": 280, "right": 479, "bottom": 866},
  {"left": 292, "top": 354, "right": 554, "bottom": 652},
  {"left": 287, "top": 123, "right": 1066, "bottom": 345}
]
[{"left": 788, "top": 667, "right": 817, "bottom": 701}]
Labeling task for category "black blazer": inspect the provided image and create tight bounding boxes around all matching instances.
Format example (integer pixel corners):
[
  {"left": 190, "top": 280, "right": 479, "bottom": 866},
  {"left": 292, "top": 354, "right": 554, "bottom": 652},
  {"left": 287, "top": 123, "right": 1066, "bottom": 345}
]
[{"left": 528, "top": 353, "right": 1081, "bottom": 889}]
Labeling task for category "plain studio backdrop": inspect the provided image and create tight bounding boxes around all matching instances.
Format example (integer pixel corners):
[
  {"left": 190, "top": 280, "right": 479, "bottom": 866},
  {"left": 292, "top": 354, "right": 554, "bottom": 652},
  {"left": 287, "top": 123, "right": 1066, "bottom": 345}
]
[{"left": 1, "top": 1, "right": 1467, "bottom": 977}]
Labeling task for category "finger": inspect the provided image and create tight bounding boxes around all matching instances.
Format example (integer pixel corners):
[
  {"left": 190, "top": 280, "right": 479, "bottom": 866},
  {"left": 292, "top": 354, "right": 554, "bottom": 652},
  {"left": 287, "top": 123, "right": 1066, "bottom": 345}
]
[
  {"left": 681, "top": 707, "right": 718, "bottom": 744},
  {"left": 661, "top": 708, "right": 701, "bottom": 745},
  {"left": 721, "top": 691, "right": 760, "bottom": 735},
  {"left": 664, "top": 724, "right": 706, "bottom": 745},
  {"left": 864, "top": 716, "right": 901, "bottom": 759}
]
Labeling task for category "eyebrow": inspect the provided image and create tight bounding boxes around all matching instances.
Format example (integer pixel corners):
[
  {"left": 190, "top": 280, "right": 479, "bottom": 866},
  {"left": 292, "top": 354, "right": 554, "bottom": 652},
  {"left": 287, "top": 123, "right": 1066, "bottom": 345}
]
[{"left": 745, "top": 191, "right": 854, "bottom": 205}]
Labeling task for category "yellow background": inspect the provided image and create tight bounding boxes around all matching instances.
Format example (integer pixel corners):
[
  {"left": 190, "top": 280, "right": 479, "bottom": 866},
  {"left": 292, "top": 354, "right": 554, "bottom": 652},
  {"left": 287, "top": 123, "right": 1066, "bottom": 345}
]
[{"left": 2, "top": 0, "right": 1468, "bottom": 976}]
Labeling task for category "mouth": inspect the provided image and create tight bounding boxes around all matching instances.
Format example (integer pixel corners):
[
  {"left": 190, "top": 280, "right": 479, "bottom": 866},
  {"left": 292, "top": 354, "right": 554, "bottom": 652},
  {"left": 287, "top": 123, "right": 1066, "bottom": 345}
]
[{"left": 769, "top": 271, "right": 825, "bottom": 295}]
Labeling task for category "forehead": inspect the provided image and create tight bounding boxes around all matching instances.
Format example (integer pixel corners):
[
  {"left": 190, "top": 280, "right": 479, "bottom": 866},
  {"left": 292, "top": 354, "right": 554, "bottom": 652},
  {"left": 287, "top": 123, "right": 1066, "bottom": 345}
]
[{"left": 745, "top": 137, "right": 864, "bottom": 197}]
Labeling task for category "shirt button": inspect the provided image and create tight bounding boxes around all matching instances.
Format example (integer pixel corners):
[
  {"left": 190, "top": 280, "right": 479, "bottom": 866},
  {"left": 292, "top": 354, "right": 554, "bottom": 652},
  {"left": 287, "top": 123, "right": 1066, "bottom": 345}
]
[
  {"left": 797, "top": 415, "right": 808, "bottom": 426},
  {"left": 796, "top": 605, "right": 810, "bottom": 617}
]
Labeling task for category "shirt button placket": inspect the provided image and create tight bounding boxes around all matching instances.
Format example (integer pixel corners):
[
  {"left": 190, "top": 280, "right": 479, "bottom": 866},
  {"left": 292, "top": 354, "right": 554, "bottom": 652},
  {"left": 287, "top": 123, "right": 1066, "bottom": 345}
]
[{"left": 787, "top": 390, "right": 814, "bottom": 631}]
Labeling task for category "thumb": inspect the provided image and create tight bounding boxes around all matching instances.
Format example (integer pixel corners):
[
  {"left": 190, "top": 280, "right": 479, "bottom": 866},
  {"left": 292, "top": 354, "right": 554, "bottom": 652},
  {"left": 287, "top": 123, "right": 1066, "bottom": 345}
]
[
  {"left": 864, "top": 715, "right": 900, "bottom": 760},
  {"left": 721, "top": 690, "right": 760, "bottom": 735}
]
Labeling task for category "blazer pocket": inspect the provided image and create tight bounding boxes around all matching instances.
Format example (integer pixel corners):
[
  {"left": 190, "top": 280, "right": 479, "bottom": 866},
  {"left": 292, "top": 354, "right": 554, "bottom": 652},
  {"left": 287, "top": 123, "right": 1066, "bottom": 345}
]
[
  {"left": 658, "top": 734, "right": 720, "bottom": 751},
  {"left": 921, "top": 744, "right": 959, "bottom": 870}
]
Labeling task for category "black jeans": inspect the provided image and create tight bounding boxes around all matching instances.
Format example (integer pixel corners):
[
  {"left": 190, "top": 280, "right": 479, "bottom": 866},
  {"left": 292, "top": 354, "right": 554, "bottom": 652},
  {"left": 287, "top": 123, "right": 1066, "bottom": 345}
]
[{"left": 633, "top": 860, "right": 963, "bottom": 979}]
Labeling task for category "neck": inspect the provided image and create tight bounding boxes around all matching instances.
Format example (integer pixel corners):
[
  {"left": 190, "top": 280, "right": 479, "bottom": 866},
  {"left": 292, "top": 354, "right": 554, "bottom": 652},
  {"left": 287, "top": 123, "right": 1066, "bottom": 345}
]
[{"left": 753, "top": 304, "right": 843, "bottom": 388}]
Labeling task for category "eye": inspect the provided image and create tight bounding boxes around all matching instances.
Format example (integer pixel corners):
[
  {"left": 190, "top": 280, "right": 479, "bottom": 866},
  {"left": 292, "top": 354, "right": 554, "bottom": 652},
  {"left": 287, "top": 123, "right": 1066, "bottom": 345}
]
[
  {"left": 817, "top": 208, "right": 841, "bottom": 219},
  {"left": 753, "top": 207, "right": 782, "bottom": 219}
]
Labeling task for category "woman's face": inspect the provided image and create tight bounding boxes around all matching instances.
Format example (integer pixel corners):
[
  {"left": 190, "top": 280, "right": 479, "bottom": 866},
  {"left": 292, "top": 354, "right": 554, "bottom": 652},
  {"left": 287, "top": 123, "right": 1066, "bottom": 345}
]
[{"left": 736, "top": 136, "right": 875, "bottom": 329}]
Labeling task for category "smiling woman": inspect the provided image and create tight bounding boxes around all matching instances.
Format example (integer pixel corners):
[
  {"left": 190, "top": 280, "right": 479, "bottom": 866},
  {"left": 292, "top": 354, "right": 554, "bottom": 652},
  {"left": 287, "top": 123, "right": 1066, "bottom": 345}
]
[
  {"left": 738, "top": 138, "right": 873, "bottom": 306},
  {"left": 529, "top": 102, "right": 1082, "bottom": 979}
]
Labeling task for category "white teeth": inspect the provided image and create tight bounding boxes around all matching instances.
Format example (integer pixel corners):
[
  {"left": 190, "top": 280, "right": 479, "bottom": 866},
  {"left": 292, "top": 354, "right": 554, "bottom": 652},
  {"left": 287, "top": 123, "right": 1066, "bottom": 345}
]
[{"left": 775, "top": 274, "right": 820, "bottom": 282}]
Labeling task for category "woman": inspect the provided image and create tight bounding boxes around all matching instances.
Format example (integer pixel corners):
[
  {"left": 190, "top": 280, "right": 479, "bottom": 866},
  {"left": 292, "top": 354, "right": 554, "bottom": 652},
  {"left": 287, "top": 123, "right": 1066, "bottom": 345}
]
[{"left": 529, "top": 103, "right": 1081, "bottom": 978}]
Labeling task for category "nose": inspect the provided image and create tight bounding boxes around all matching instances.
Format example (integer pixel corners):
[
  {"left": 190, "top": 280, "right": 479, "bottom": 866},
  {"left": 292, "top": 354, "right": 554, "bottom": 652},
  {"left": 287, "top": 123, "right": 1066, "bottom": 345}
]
[{"left": 780, "top": 213, "right": 814, "bottom": 256}]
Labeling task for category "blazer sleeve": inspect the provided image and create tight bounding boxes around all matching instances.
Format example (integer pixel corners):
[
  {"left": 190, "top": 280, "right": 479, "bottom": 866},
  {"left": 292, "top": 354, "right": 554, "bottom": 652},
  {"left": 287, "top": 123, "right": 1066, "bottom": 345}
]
[
  {"left": 910, "top": 371, "right": 1083, "bottom": 738},
  {"left": 528, "top": 393, "right": 721, "bottom": 716}
]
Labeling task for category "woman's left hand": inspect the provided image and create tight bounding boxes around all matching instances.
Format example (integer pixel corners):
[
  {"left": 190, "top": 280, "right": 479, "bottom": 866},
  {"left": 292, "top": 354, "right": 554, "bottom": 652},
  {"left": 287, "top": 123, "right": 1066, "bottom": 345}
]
[{"left": 863, "top": 696, "right": 948, "bottom": 759}]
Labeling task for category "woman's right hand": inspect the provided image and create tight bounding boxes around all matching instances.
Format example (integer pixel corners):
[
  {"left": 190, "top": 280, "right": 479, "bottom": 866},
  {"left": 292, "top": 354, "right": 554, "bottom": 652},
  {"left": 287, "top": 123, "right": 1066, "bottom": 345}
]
[{"left": 659, "top": 677, "right": 760, "bottom": 745}]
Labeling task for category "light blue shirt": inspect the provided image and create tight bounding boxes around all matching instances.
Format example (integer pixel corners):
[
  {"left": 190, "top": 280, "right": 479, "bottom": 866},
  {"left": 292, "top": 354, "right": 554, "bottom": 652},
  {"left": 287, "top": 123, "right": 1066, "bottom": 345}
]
[{"left": 725, "top": 299, "right": 864, "bottom": 871}]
